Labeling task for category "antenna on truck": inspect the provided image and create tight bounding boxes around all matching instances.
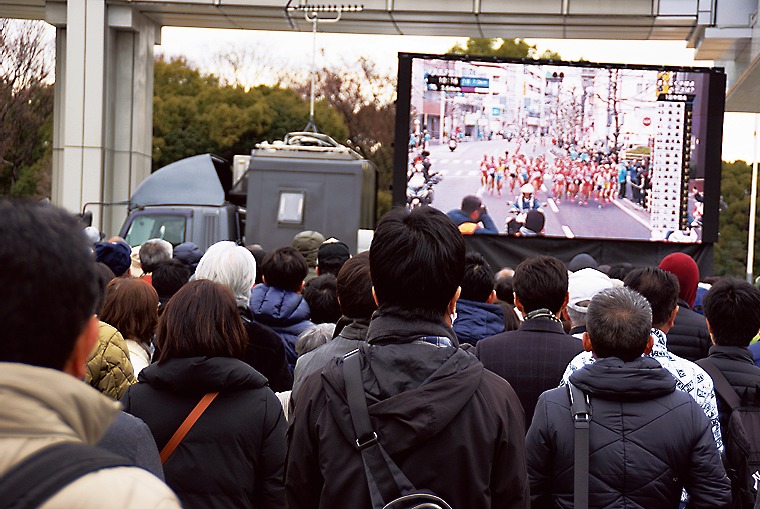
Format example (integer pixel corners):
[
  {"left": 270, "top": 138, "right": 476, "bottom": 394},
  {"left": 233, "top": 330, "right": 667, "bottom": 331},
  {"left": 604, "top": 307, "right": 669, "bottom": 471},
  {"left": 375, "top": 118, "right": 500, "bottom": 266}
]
[{"left": 284, "top": 1, "right": 364, "bottom": 133}]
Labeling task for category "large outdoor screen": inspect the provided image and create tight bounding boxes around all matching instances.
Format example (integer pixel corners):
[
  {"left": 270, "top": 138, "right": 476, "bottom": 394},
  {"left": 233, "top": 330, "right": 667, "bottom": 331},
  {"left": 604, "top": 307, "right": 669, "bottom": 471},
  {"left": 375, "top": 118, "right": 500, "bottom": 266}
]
[{"left": 393, "top": 53, "right": 726, "bottom": 243}]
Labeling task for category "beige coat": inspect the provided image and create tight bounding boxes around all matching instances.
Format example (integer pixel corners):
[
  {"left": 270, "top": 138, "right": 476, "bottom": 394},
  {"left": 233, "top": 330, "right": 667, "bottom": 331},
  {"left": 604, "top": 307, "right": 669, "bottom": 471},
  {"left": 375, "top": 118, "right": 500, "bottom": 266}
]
[
  {"left": 85, "top": 321, "right": 136, "bottom": 399},
  {"left": 0, "top": 362, "right": 180, "bottom": 508}
]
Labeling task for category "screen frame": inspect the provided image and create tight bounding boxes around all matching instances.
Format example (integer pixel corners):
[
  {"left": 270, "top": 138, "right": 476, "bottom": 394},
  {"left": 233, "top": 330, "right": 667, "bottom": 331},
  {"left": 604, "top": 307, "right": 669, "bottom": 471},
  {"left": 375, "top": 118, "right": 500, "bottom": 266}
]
[{"left": 393, "top": 52, "right": 727, "bottom": 244}]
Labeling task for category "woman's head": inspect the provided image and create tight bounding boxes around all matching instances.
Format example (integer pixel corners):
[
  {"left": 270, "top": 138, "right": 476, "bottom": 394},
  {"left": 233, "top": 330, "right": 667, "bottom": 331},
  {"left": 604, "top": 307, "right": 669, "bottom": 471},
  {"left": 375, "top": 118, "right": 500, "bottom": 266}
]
[
  {"left": 156, "top": 279, "right": 247, "bottom": 363},
  {"left": 100, "top": 277, "right": 159, "bottom": 344}
]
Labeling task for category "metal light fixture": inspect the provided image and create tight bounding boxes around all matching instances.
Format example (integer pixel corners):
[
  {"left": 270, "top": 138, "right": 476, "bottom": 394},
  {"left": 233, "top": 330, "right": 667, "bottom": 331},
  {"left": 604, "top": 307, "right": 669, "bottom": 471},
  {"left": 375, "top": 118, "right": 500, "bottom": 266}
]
[{"left": 284, "top": 1, "right": 364, "bottom": 132}]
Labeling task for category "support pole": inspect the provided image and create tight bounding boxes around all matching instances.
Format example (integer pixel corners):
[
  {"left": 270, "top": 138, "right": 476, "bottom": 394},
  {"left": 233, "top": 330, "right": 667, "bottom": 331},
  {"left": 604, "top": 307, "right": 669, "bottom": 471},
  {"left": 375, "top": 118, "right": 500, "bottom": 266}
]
[{"left": 747, "top": 113, "right": 759, "bottom": 283}]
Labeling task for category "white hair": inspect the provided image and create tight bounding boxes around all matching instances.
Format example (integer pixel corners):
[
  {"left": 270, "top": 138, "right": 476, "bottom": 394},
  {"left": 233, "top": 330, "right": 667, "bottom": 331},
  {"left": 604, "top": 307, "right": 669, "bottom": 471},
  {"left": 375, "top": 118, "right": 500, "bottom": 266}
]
[{"left": 195, "top": 241, "right": 257, "bottom": 307}]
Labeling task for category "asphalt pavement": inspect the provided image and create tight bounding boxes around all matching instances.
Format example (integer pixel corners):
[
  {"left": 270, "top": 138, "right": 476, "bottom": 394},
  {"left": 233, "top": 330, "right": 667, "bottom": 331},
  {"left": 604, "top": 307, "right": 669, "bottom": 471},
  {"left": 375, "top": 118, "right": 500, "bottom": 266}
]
[{"left": 423, "top": 138, "right": 653, "bottom": 241}]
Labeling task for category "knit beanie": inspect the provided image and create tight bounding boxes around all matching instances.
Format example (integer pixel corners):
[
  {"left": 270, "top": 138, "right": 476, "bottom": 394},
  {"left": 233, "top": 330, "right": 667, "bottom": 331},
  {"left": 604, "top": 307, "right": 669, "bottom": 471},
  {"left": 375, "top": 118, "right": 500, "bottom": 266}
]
[{"left": 659, "top": 252, "right": 699, "bottom": 308}]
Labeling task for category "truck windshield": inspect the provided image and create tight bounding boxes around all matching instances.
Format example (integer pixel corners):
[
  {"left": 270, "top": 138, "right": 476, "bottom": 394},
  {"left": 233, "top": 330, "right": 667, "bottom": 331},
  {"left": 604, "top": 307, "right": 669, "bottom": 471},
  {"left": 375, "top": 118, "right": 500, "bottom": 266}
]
[{"left": 124, "top": 214, "right": 186, "bottom": 247}]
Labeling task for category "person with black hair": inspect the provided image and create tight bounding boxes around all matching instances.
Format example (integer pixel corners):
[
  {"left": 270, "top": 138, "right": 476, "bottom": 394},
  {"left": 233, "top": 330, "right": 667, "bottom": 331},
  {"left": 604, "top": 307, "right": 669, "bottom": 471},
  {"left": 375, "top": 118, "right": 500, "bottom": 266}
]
[
  {"left": 699, "top": 278, "right": 760, "bottom": 443},
  {"left": 494, "top": 274, "right": 514, "bottom": 304},
  {"left": 528, "top": 287, "right": 729, "bottom": 508},
  {"left": 452, "top": 251, "right": 504, "bottom": 346},
  {"left": 446, "top": 195, "right": 498, "bottom": 235},
  {"left": 0, "top": 200, "right": 180, "bottom": 508},
  {"left": 85, "top": 262, "right": 137, "bottom": 400},
  {"left": 249, "top": 246, "right": 314, "bottom": 371},
  {"left": 291, "top": 252, "right": 377, "bottom": 406},
  {"left": 476, "top": 255, "right": 583, "bottom": 427},
  {"left": 287, "top": 207, "right": 529, "bottom": 509},
  {"left": 152, "top": 258, "right": 191, "bottom": 313},
  {"left": 302, "top": 274, "right": 341, "bottom": 324}
]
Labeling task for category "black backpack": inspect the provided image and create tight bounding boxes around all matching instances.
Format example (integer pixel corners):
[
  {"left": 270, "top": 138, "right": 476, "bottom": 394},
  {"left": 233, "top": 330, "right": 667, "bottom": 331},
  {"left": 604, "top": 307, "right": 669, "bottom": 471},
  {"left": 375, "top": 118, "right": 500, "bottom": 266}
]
[
  {"left": 698, "top": 358, "right": 760, "bottom": 509},
  {"left": 0, "top": 442, "right": 134, "bottom": 509},
  {"left": 342, "top": 350, "right": 454, "bottom": 509}
]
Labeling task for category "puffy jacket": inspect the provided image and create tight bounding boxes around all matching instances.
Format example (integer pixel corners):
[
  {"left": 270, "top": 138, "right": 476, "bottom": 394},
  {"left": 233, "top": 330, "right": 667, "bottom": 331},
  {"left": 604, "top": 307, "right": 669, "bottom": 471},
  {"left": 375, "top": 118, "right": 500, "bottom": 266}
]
[
  {"left": 0, "top": 362, "right": 180, "bottom": 509},
  {"left": 527, "top": 356, "right": 730, "bottom": 509},
  {"left": 249, "top": 284, "right": 313, "bottom": 369},
  {"left": 85, "top": 321, "right": 136, "bottom": 400},
  {"left": 667, "top": 300, "right": 712, "bottom": 361},
  {"left": 453, "top": 298, "right": 505, "bottom": 346},
  {"left": 700, "top": 345, "right": 760, "bottom": 432},
  {"left": 286, "top": 312, "right": 529, "bottom": 509},
  {"left": 122, "top": 356, "right": 286, "bottom": 509}
]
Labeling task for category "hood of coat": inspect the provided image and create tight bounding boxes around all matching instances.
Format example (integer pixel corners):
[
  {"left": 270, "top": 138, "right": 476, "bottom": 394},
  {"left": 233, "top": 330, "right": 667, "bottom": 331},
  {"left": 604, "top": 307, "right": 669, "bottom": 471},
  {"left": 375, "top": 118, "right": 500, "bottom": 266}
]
[
  {"left": 249, "top": 284, "right": 311, "bottom": 327},
  {"left": 0, "top": 362, "right": 121, "bottom": 445},
  {"left": 320, "top": 341, "right": 484, "bottom": 457},
  {"left": 569, "top": 356, "right": 677, "bottom": 401},
  {"left": 139, "top": 356, "right": 269, "bottom": 394},
  {"left": 453, "top": 298, "right": 504, "bottom": 345}
]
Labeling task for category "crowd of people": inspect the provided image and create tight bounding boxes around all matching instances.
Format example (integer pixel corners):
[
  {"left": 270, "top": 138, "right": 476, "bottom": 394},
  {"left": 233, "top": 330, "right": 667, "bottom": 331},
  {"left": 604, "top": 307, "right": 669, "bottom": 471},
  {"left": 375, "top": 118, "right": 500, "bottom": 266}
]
[{"left": 3, "top": 198, "right": 760, "bottom": 508}]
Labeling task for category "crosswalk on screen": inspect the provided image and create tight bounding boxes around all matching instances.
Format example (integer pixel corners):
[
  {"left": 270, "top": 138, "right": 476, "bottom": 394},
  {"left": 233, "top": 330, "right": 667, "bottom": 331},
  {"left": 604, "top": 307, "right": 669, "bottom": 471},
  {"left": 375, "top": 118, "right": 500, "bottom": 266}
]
[{"left": 394, "top": 53, "right": 726, "bottom": 244}]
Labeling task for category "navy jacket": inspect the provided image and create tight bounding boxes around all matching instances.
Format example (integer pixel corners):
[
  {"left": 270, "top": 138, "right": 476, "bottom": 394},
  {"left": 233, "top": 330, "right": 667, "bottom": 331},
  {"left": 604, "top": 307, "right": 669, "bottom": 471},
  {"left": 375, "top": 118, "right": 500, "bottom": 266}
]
[
  {"left": 527, "top": 356, "right": 730, "bottom": 509},
  {"left": 476, "top": 317, "right": 583, "bottom": 428},
  {"left": 249, "top": 284, "right": 313, "bottom": 370},
  {"left": 446, "top": 209, "right": 498, "bottom": 234},
  {"left": 667, "top": 300, "right": 712, "bottom": 361},
  {"left": 453, "top": 298, "right": 505, "bottom": 346}
]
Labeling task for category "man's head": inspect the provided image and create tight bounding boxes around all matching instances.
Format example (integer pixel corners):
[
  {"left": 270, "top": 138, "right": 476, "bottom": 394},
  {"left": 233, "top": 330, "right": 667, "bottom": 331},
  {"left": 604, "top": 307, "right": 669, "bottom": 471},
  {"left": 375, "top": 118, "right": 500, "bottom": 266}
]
[
  {"left": 262, "top": 246, "right": 309, "bottom": 293},
  {"left": 317, "top": 239, "right": 351, "bottom": 277},
  {"left": 566, "top": 268, "right": 615, "bottom": 327},
  {"left": 95, "top": 240, "right": 131, "bottom": 277},
  {"left": 460, "top": 251, "right": 495, "bottom": 303},
  {"left": 292, "top": 230, "right": 325, "bottom": 269},
  {"left": 494, "top": 275, "right": 514, "bottom": 305},
  {"left": 461, "top": 195, "right": 483, "bottom": 220},
  {"left": 139, "top": 238, "right": 173, "bottom": 273},
  {"left": 302, "top": 274, "right": 341, "bottom": 324},
  {"left": 586, "top": 287, "right": 653, "bottom": 361},
  {"left": 659, "top": 252, "right": 699, "bottom": 307},
  {"left": 623, "top": 267, "right": 679, "bottom": 331},
  {"left": 196, "top": 241, "right": 257, "bottom": 308},
  {"left": 703, "top": 277, "right": 760, "bottom": 347},
  {"left": 370, "top": 207, "right": 465, "bottom": 322},
  {"left": 152, "top": 259, "right": 191, "bottom": 303},
  {"left": 0, "top": 201, "right": 99, "bottom": 375},
  {"left": 512, "top": 255, "right": 568, "bottom": 315},
  {"left": 336, "top": 251, "right": 376, "bottom": 320}
]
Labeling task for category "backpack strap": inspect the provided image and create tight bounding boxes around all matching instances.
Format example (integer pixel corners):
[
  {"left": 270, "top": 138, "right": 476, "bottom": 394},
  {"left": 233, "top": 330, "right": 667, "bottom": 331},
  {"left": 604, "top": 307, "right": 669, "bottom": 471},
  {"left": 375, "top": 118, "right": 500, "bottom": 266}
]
[
  {"left": 569, "top": 383, "right": 591, "bottom": 509},
  {"left": 0, "top": 442, "right": 134, "bottom": 509},
  {"left": 697, "top": 358, "right": 742, "bottom": 410},
  {"left": 342, "top": 350, "right": 415, "bottom": 509}
]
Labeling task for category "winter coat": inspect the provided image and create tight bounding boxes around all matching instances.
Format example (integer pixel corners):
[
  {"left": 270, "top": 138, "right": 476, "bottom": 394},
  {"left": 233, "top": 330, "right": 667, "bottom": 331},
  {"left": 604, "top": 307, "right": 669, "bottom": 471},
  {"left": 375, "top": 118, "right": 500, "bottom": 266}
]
[
  {"left": 476, "top": 317, "right": 584, "bottom": 428},
  {"left": 667, "top": 300, "right": 713, "bottom": 361},
  {"left": 85, "top": 321, "right": 136, "bottom": 400},
  {"left": 249, "top": 284, "right": 313, "bottom": 369},
  {"left": 527, "top": 356, "right": 730, "bottom": 509},
  {"left": 98, "top": 411, "right": 164, "bottom": 480},
  {"left": 453, "top": 298, "right": 505, "bottom": 346},
  {"left": 0, "top": 362, "right": 180, "bottom": 509},
  {"left": 291, "top": 318, "right": 370, "bottom": 406},
  {"left": 700, "top": 345, "right": 760, "bottom": 432},
  {"left": 286, "top": 312, "right": 529, "bottom": 509},
  {"left": 239, "top": 307, "right": 293, "bottom": 392},
  {"left": 122, "top": 356, "right": 287, "bottom": 509}
]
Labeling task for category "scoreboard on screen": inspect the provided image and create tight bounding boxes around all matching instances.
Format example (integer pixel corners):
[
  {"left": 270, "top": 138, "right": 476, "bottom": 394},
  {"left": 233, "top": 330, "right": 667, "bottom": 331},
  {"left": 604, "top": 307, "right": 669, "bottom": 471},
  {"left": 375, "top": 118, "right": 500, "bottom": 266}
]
[{"left": 424, "top": 73, "right": 490, "bottom": 93}]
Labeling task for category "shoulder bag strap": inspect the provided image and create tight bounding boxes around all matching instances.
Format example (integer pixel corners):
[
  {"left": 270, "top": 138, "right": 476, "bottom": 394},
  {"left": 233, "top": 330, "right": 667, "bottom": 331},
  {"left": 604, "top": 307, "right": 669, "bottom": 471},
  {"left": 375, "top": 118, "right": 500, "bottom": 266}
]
[
  {"left": 568, "top": 383, "right": 591, "bottom": 509},
  {"left": 342, "top": 351, "right": 414, "bottom": 508},
  {"left": 160, "top": 391, "right": 219, "bottom": 464},
  {"left": 0, "top": 442, "right": 133, "bottom": 509},
  {"left": 696, "top": 358, "right": 742, "bottom": 410}
]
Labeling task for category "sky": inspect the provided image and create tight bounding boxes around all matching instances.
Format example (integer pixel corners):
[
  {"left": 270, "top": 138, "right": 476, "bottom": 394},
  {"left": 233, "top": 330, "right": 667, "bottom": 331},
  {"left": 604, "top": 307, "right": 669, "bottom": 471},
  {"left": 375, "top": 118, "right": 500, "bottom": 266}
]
[{"left": 157, "top": 27, "right": 758, "bottom": 163}]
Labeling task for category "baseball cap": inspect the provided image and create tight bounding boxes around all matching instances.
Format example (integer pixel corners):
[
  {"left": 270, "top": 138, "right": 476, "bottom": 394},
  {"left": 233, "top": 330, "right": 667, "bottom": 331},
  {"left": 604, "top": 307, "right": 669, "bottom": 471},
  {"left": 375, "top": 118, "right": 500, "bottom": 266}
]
[
  {"left": 318, "top": 238, "right": 350, "bottom": 267},
  {"left": 568, "top": 268, "right": 615, "bottom": 313}
]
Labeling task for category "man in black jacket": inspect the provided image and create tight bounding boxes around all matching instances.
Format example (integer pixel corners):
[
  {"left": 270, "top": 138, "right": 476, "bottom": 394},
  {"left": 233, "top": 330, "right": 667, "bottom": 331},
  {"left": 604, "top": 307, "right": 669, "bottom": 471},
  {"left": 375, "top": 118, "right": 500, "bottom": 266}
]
[
  {"left": 527, "top": 287, "right": 730, "bottom": 508},
  {"left": 286, "top": 207, "right": 529, "bottom": 509},
  {"left": 476, "top": 255, "right": 583, "bottom": 427}
]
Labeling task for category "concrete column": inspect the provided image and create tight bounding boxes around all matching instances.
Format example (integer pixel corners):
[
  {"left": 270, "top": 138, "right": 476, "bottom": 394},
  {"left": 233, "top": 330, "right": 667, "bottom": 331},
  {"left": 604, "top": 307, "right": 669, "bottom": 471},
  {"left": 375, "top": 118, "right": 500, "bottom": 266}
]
[{"left": 48, "top": 0, "right": 157, "bottom": 235}]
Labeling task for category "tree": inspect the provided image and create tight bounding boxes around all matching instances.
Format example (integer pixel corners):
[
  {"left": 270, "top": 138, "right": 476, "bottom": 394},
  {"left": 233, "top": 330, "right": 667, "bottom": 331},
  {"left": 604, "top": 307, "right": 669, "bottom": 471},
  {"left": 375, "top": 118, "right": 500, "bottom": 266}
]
[
  {"left": 279, "top": 58, "right": 396, "bottom": 219},
  {"left": 0, "top": 19, "right": 54, "bottom": 199},
  {"left": 714, "top": 160, "right": 758, "bottom": 277},
  {"left": 447, "top": 38, "right": 561, "bottom": 60},
  {"left": 152, "top": 56, "right": 347, "bottom": 171}
]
